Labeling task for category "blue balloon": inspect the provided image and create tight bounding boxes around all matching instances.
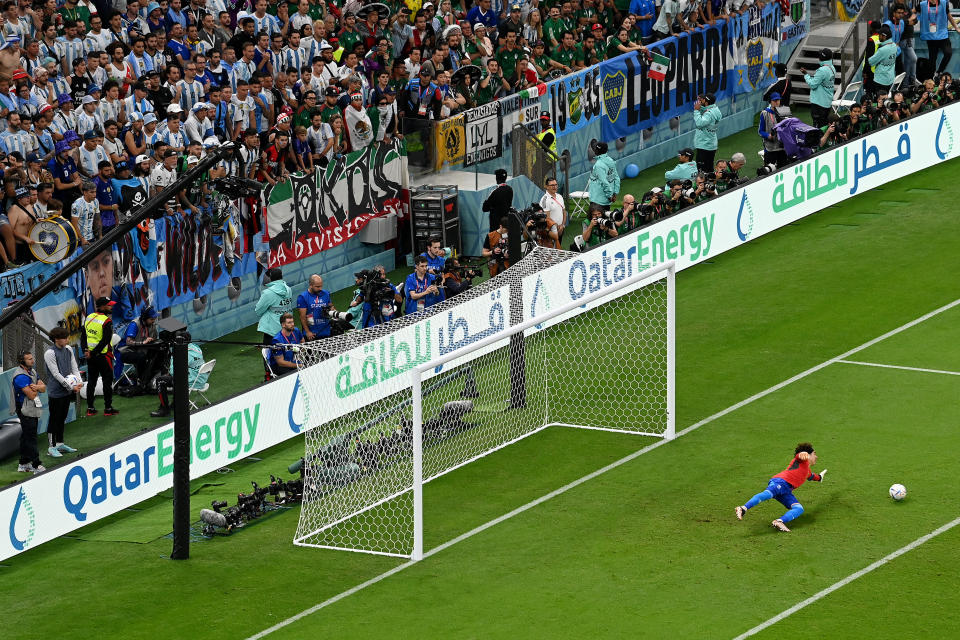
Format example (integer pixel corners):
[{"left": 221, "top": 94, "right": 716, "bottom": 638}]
[{"left": 624, "top": 163, "right": 640, "bottom": 179}]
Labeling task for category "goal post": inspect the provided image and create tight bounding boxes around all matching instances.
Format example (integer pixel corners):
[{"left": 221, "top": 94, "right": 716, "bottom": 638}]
[{"left": 293, "top": 259, "right": 675, "bottom": 560}]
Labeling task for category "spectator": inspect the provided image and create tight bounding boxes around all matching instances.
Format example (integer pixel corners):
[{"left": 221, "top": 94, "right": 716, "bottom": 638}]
[
  {"left": 693, "top": 92, "right": 721, "bottom": 172},
  {"left": 587, "top": 140, "right": 619, "bottom": 210},
  {"left": 12, "top": 350, "right": 46, "bottom": 474},
  {"left": 43, "top": 326, "right": 82, "bottom": 460}
]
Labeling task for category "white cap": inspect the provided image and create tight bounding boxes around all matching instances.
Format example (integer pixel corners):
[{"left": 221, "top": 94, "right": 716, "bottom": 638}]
[
  {"left": 135, "top": 154, "right": 150, "bottom": 164},
  {"left": 202, "top": 136, "right": 219, "bottom": 148},
  {"left": 81, "top": 95, "right": 96, "bottom": 105},
  {"left": 167, "top": 104, "right": 183, "bottom": 114},
  {"left": 187, "top": 155, "right": 199, "bottom": 165}
]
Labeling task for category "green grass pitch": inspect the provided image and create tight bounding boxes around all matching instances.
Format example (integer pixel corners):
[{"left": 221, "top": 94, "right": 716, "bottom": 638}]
[{"left": 5, "top": 154, "right": 960, "bottom": 638}]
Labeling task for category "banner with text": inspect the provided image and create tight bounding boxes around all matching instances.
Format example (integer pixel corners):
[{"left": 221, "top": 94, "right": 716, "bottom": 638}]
[
  {"left": 731, "top": 3, "right": 781, "bottom": 94},
  {"left": 549, "top": 66, "right": 604, "bottom": 138},
  {"left": 463, "top": 102, "right": 503, "bottom": 167},
  {"left": 265, "top": 140, "right": 406, "bottom": 266},
  {"left": 781, "top": 0, "right": 810, "bottom": 45},
  {"left": 433, "top": 114, "right": 466, "bottom": 171},
  {"left": 600, "top": 20, "right": 734, "bottom": 141}
]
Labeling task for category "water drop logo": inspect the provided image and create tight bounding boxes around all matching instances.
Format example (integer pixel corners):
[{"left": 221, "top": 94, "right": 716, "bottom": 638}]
[
  {"left": 935, "top": 112, "right": 954, "bottom": 160},
  {"left": 736, "top": 191, "right": 755, "bottom": 242},
  {"left": 9, "top": 487, "right": 37, "bottom": 551},
  {"left": 530, "top": 275, "right": 552, "bottom": 329},
  {"left": 288, "top": 375, "right": 304, "bottom": 434}
]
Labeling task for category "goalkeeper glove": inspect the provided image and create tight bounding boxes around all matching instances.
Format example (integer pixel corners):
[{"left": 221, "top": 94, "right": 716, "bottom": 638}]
[{"left": 819, "top": 469, "right": 827, "bottom": 481}]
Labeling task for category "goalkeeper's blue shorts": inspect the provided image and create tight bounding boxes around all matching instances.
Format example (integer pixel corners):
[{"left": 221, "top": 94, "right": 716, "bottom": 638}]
[{"left": 765, "top": 478, "right": 800, "bottom": 508}]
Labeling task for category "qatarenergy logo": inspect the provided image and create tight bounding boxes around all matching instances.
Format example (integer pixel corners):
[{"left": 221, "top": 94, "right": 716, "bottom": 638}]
[{"left": 8, "top": 487, "right": 37, "bottom": 551}]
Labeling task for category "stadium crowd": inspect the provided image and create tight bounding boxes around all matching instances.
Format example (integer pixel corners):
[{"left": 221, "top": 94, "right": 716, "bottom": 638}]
[{"left": 0, "top": 0, "right": 786, "bottom": 270}]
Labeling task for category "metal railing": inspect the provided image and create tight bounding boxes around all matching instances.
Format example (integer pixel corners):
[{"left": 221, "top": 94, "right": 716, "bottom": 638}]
[
  {"left": 510, "top": 124, "right": 571, "bottom": 200},
  {"left": 836, "top": 0, "right": 885, "bottom": 89},
  {"left": 3, "top": 313, "right": 55, "bottom": 381}
]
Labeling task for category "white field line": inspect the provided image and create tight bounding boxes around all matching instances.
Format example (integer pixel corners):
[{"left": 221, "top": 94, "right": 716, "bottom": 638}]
[
  {"left": 836, "top": 359, "right": 960, "bottom": 377},
  {"left": 732, "top": 516, "right": 960, "bottom": 639},
  {"left": 245, "top": 296, "right": 960, "bottom": 640}
]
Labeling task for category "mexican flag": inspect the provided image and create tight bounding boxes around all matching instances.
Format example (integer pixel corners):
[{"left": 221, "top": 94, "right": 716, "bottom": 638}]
[
  {"left": 648, "top": 52, "right": 670, "bottom": 81},
  {"left": 520, "top": 82, "right": 547, "bottom": 99}
]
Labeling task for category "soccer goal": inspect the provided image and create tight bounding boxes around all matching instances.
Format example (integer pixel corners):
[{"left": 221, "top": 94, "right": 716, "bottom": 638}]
[{"left": 292, "top": 259, "right": 675, "bottom": 559}]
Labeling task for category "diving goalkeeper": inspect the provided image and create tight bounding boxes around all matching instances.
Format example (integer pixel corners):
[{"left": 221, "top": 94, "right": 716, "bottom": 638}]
[{"left": 734, "top": 442, "right": 826, "bottom": 532}]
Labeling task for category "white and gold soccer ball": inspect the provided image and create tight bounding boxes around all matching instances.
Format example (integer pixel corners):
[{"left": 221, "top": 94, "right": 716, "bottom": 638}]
[{"left": 889, "top": 484, "right": 907, "bottom": 501}]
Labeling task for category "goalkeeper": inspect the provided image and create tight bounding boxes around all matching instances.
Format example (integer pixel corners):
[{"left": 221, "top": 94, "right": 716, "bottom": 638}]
[{"left": 734, "top": 442, "right": 826, "bottom": 532}]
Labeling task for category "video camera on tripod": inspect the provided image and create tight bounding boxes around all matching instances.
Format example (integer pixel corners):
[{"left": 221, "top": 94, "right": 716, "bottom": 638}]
[{"left": 355, "top": 269, "right": 397, "bottom": 324}]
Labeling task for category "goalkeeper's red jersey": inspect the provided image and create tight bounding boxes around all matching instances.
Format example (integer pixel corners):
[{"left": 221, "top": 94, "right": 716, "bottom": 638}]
[{"left": 773, "top": 455, "right": 821, "bottom": 489}]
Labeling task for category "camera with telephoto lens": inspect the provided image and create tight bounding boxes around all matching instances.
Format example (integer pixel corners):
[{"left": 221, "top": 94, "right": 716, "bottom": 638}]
[
  {"left": 443, "top": 261, "right": 480, "bottom": 280},
  {"left": 515, "top": 203, "right": 548, "bottom": 229},
  {"left": 326, "top": 308, "right": 354, "bottom": 323},
  {"left": 595, "top": 208, "right": 624, "bottom": 230},
  {"left": 355, "top": 269, "right": 397, "bottom": 322},
  {"left": 756, "top": 163, "right": 778, "bottom": 176}
]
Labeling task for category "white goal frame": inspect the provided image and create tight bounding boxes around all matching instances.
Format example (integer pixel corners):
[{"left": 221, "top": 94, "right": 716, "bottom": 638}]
[{"left": 408, "top": 260, "right": 676, "bottom": 560}]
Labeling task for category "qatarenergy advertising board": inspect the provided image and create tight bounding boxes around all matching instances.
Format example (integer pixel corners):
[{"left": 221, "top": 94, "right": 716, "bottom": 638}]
[{"left": 4, "top": 103, "right": 958, "bottom": 561}]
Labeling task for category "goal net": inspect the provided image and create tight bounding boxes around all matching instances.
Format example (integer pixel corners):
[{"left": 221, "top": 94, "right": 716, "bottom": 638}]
[{"left": 292, "top": 253, "right": 674, "bottom": 559}]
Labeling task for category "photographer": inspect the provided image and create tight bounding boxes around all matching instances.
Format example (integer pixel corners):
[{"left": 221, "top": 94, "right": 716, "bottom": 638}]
[
  {"left": 638, "top": 188, "right": 667, "bottom": 225},
  {"left": 910, "top": 81, "right": 940, "bottom": 114},
  {"left": 818, "top": 113, "right": 846, "bottom": 149},
  {"left": 582, "top": 203, "right": 619, "bottom": 248},
  {"left": 483, "top": 216, "right": 510, "bottom": 276},
  {"left": 421, "top": 236, "right": 446, "bottom": 275},
  {"left": 405, "top": 255, "right": 443, "bottom": 314},
  {"left": 521, "top": 203, "right": 558, "bottom": 250},
  {"left": 356, "top": 266, "right": 401, "bottom": 328},
  {"left": 665, "top": 181, "right": 696, "bottom": 214},
  {"left": 619, "top": 194, "right": 641, "bottom": 233},
  {"left": 442, "top": 257, "right": 479, "bottom": 296},
  {"left": 846, "top": 103, "right": 873, "bottom": 138},
  {"left": 151, "top": 342, "right": 208, "bottom": 418},
  {"left": 297, "top": 274, "right": 337, "bottom": 341},
  {"left": 269, "top": 313, "right": 303, "bottom": 377},
  {"left": 693, "top": 173, "right": 719, "bottom": 203}
]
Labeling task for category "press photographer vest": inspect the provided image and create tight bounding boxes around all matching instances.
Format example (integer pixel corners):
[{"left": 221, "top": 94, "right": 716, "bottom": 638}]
[{"left": 866, "top": 34, "right": 880, "bottom": 73}]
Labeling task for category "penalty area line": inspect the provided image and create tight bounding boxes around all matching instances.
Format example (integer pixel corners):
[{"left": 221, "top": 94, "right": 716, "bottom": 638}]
[
  {"left": 836, "top": 359, "right": 960, "bottom": 377},
  {"left": 245, "top": 295, "right": 960, "bottom": 640},
  {"left": 731, "top": 515, "right": 960, "bottom": 640}
]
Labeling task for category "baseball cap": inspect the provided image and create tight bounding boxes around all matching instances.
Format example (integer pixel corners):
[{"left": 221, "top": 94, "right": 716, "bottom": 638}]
[
  {"left": 325, "top": 86, "right": 339, "bottom": 96},
  {"left": 678, "top": 147, "right": 694, "bottom": 157},
  {"left": 14, "top": 186, "right": 29, "bottom": 199},
  {"left": 12, "top": 69, "right": 28, "bottom": 81},
  {"left": 141, "top": 305, "right": 158, "bottom": 319},
  {"left": 187, "top": 156, "right": 199, "bottom": 165},
  {"left": 162, "top": 149, "right": 177, "bottom": 159},
  {"left": 319, "top": 42, "right": 333, "bottom": 50},
  {"left": 166, "top": 104, "right": 183, "bottom": 114},
  {"left": 38, "top": 104, "right": 53, "bottom": 114},
  {"left": 191, "top": 102, "right": 207, "bottom": 112},
  {"left": 26, "top": 152, "right": 40, "bottom": 163},
  {"left": 87, "top": 84, "right": 101, "bottom": 94},
  {"left": 511, "top": 4, "right": 521, "bottom": 10},
  {"left": 115, "top": 160, "right": 129, "bottom": 171},
  {"left": 95, "top": 297, "right": 117, "bottom": 308},
  {"left": 135, "top": 154, "right": 150, "bottom": 164},
  {"left": 81, "top": 95, "right": 96, "bottom": 105},
  {"left": 474, "top": 22, "right": 486, "bottom": 30},
  {"left": 769, "top": 92, "right": 782, "bottom": 101},
  {"left": 422, "top": 1, "right": 433, "bottom": 8},
  {"left": 202, "top": 136, "right": 219, "bottom": 149},
  {"left": 83, "top": 130, "right": 98, "bottom": 140},
  {"left": 591, "top": 23, "right": 603, "bottom": 31}
]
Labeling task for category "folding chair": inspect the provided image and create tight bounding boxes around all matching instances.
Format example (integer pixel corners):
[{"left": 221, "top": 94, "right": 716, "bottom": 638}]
[
  {"left": 113, "top": 362, "right": 137, "bottom": 389},
  {"left": 188, "top": 359, "right": 216, "bottom": 409},
  {"left": 892, "top": 72, "right": 906, "bottom": 91},
  {"left": 567, "top": 179, "right": 592, "bottom": 224},
  {"left": 262, "top": 348, "right": 277, "bottom": 380},
  {"left": 831, "top": 80, "right": 863, "bottom": 114}
]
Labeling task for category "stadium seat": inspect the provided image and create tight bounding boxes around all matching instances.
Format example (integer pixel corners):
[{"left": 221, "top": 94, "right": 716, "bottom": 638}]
[{"left": 188, "top": 359, "right": 217, "bottom": 409}]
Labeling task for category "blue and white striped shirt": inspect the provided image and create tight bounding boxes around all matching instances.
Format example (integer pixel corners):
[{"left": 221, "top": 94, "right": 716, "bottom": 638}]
[
  {"left": 78, "top": 144, "right": 110, "bottom": 176},
  {"left": 178, "top": 79, "right": 205, "bottom": 111},
  {"left": 71, "top": 197, "right": 100, "bottom": 241},
  {"left": 56, "top": 38, "right": 86, "bottom": 76}
]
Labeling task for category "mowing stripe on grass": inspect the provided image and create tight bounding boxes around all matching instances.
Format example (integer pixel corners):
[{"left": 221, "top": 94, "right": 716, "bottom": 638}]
[
  {"left": 245, "top": 295, "right": 960, "bottom": 640},
  {"left": 731, "top": 515, "right": 960, "bottom": 639},
  {"left": 836, "top": 360, "right": 960, "bottom": 377}
]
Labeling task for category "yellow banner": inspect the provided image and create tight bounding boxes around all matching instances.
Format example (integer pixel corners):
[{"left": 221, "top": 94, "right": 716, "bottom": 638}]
[{"left": 434, "top": 114, "right": 465, "bottom": 170}]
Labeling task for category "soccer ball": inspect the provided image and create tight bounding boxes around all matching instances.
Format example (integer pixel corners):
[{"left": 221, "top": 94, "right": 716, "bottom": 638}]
[
  {"left": 889, "top": 484, "right": 907, "bottom": 501},
  {"left": 64, "top": 374, "right": 81, "bottom": 388}
]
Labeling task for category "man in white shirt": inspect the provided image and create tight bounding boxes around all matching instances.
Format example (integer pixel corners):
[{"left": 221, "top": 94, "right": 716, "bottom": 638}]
[
  {"left": 537, "top": 176, "right": 566, "bottom": 248},
  {"left": 150, "top": 148, "right": 179, "bottom": 212}
]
